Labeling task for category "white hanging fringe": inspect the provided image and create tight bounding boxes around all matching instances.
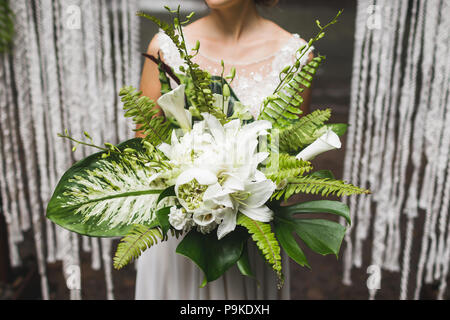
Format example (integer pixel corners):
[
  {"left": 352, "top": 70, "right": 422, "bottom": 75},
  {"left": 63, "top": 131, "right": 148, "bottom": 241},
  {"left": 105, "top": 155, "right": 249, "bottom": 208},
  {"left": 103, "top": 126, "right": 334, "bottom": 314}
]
[
  {"left": 0, "top": 0, "right": 140, "bottom": 299},
  {"left": 343, "top": 0, "right": 450, "bottom": 299}
]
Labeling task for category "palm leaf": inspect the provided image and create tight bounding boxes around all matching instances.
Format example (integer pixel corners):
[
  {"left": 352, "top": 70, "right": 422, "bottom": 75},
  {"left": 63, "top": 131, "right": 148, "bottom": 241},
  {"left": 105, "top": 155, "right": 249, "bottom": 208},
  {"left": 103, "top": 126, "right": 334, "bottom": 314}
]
[{"left": 46, "top": 139, "right": 164, "bottom": 237}]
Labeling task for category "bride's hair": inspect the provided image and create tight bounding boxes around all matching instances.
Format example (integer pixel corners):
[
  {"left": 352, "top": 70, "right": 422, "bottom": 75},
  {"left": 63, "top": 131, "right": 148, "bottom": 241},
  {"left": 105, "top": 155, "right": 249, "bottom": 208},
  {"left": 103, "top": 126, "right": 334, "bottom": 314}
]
[{"left": 254, "top": 0, "right": 279, "bottom": 6}]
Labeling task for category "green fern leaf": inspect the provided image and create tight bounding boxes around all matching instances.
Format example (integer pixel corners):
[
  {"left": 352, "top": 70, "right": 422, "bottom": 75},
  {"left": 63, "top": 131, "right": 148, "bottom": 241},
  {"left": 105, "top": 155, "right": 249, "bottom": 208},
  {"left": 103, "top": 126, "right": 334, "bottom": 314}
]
[
  {"left": 273, "top": 176, "right": 371, "bottom": 201},
  {"left": 278, "top": 108, "right": 332, "bottom": 154},
  {"left": 259, "top": 56, "right": 325, "bottom": 127},
  {"left": 120, "top": 86, "right": 172, "bottom": 146},
  {"left": 113, "top": 225, "right": 164, "bottom": 270},
  {"left": 237, "top": 214, "right": 283, "bottom": 285},
  {"left": 265, "top": 153, "right": 313, "bottom": 183}
]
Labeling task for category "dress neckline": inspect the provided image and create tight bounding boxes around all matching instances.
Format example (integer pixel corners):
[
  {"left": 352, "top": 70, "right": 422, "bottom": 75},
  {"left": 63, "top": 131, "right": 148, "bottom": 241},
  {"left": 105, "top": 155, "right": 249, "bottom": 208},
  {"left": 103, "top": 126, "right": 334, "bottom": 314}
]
[{"left": 183, "top": 32, "right": 301, "bottom": 67}]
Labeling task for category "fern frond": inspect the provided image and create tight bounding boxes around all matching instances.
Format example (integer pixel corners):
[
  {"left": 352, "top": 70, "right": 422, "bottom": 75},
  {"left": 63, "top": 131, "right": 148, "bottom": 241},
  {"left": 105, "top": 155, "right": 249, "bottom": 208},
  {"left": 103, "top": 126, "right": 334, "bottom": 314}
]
[
  {"left": 120, "top": 86, "right": 172, "bottom": 146},
  {"left": 259, "top": 11, "right": 343, "bottom": 127},
  {"left": 113, "top": 225, "right": 164, "bottom": 270},
  {"left": 237, "top": 214, "right": 283, "bottom": 285},
  {"left": 259, "top": 56, "right": 325, "bottom": 127},
  {"left": 273, "top": 176, "right": 371, "bottom": 201},
  {"left": 278, "top": 108, "right": 332, "bottom": 154},
  {"left": 265, "top": 153, "right": 313, "bottom": 183}
]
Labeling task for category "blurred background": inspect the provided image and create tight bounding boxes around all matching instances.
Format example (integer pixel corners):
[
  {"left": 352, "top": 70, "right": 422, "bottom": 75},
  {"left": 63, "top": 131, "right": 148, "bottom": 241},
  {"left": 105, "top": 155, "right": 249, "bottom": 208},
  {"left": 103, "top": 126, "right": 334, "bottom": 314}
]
[{"left": 0, "top": 0, "right": 447, "bottom": 300}]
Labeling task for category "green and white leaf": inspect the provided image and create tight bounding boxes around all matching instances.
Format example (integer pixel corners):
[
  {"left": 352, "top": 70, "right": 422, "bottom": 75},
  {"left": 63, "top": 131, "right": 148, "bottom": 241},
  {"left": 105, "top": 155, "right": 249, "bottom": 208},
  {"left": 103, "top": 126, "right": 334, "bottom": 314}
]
[{"left": 47, "top": 138, "right": 167, "bottom": 237}]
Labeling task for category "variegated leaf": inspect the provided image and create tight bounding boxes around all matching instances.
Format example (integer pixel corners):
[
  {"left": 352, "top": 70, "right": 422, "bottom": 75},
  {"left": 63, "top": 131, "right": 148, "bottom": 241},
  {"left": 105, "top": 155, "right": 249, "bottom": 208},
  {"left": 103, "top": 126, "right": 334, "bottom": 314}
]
[{"left": 47, "top": 139, "right": 166, "bottom": 237}]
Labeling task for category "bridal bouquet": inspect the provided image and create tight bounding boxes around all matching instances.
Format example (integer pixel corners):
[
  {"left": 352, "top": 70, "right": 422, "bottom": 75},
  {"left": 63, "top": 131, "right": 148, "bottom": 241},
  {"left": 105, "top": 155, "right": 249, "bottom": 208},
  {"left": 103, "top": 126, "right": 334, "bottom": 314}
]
[{"left": 47, "top": 7, "right": 369, "bottom": 287}]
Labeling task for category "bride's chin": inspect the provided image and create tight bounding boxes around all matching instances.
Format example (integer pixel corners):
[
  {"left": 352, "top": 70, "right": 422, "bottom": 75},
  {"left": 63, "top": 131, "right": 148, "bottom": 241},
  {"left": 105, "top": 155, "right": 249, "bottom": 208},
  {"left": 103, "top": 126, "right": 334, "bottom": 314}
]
[{"left": 205, "top": 0, "right": 250, "bottom": 10}]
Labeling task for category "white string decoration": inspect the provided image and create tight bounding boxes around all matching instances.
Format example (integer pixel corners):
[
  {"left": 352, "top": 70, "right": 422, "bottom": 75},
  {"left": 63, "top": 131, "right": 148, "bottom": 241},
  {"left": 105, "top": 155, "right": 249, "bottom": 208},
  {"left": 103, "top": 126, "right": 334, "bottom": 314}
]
[
  {"left": 0, "top": 0, "right": 140, "bottom": 299},
  {"left": 343, "top": 0, "right": 450, "bottom": 299}
]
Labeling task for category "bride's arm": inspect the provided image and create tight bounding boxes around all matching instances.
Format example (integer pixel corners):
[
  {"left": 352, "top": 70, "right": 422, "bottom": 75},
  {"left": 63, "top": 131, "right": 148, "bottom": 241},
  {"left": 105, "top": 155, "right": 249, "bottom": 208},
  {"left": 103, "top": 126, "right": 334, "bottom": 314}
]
[{"left": 135, "top": 35, "right": 163, "bottom": 138}]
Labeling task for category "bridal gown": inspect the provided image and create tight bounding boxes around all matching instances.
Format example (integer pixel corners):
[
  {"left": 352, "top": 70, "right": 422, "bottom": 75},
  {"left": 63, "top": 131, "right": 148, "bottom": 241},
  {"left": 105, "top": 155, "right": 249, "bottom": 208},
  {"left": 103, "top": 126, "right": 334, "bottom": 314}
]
[{"left": 135, "top": 30, "right": 313, "bottom": 300}]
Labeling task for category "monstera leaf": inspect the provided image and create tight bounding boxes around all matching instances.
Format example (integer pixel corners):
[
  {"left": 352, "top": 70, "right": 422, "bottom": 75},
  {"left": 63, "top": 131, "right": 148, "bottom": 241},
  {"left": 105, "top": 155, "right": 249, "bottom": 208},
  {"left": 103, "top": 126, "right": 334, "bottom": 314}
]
[
  {"left": 274, "top": 200, "right": 350, "bottom": 267},
  {"left": 47, "top": 138, "right": 164, "bottom": 237}
]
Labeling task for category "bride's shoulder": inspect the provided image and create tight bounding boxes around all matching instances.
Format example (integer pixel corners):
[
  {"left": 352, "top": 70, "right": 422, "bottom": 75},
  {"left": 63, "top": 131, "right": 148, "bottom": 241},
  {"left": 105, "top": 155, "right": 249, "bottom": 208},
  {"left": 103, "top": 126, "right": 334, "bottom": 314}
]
[{"left": 259, "top": 18, "right": 306, "bottom": 44}]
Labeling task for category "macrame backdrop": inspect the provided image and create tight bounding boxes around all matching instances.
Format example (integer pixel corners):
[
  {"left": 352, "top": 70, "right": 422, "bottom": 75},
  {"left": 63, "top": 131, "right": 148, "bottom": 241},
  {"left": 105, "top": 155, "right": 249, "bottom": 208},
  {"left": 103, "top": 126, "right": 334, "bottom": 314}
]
[
  {"left": 0, "top": 0, "right": 140, "bottom": 299},
  {"left": 343, "top": 0, "right": 449, "bottom": 299}
]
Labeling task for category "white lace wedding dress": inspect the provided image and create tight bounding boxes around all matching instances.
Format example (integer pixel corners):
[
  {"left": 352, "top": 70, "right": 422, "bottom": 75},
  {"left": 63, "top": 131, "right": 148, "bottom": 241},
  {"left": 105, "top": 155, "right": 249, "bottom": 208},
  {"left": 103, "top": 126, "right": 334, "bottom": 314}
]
[{"left": 135, "top": 30, "right": 312, "bottom": 300}]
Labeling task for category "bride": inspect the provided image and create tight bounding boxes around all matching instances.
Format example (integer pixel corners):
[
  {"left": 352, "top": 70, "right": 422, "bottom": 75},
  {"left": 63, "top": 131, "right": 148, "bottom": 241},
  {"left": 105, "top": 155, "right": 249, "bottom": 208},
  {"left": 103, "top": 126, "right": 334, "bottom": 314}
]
[{"left": 135, "top": 0, "right": 313, "bottom": 299}]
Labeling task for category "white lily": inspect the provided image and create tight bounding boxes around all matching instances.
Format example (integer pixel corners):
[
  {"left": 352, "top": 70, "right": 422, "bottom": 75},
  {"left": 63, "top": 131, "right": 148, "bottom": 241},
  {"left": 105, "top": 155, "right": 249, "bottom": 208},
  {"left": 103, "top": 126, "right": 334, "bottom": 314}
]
[
  {"left": 296, "top": 129, "right": 342, "bottom": 161},
  {"left": 163, "top": 113, "right": 277, "bottom": 239},
  {"left": 157, "top": 84, "right": 192, "bottom": 132},
  {"left": 174, "top": 168, "right": 218, "bottom": 212}
]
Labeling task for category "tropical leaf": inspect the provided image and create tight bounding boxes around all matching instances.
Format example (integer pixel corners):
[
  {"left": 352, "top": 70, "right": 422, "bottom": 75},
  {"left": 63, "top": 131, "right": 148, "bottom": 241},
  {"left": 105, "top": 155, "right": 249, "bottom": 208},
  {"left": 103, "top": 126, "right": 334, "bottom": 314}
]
[
  {"left": 236, "top": 214, "right": 283, "bottom": 283},
  {"left": 273, "top": 175, "right": 371, "bottom": 201},
  {"left": 236, "top": 242, "right": 256, "bottom": 279},
  {"left": 274, "top": 200, "right": 351, "bottom": 267},
  {"left": 113, "top": 225, "right": 164, "bottom": 270},
  {"left": 176, "top": 228, "right": 249, "bottom": 286},
  {"left": 46, "top": 138, "right": 165, "bottom": 237}
]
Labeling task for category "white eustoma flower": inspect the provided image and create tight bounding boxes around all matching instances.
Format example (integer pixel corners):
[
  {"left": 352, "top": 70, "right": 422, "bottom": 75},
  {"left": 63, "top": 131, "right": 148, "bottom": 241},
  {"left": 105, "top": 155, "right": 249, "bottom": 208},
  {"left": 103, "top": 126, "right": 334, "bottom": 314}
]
[
  {"left": 296, "top": 129, "right": 342, "bottom": 161},
  {"left": 157, "top": 84, "right": 192, "bottom": 132}
]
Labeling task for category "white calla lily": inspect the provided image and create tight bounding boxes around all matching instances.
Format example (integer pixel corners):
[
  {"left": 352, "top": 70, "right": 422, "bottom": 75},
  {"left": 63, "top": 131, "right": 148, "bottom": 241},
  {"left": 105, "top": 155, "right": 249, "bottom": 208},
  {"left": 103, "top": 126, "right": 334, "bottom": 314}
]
[
  {"left": 157, "top": 84, "right": 192, "bottom": 132},
  {"left": 296, "top": 129, "right": 342, "bottom": 161}
]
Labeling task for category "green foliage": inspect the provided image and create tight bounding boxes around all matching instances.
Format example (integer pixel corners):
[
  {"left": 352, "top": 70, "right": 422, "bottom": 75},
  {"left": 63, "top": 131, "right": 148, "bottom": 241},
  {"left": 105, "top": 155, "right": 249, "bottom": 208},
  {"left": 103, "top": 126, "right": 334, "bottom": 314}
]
[
  {"left": 137, "top": 8, "right": 227, "bottom": 122},
  {"left": 0, "top": 0, "right": 14, "bottom": 53},
  {"left": 265, "top": 153, "right": 313, "bottom": 184},
  {"left": 46, "top": 139, "right": 164, "bottom": 237},
  {"left": 237, "top": 214, "right": 283, "bottom": 285},
  {"left": 274, "top": 200, "right": 350, "bottom": 268},
  {"left": 236, "top": 243, "right": 256, "bottom": 280},
  {"left": 114, "top": 225, "right": 164, "bottom": 269},
  {"left": 259, "top": 56, "right": 325, "bottom": 127},
  {"left": 176, "top": 228, "right": 249, "bottom": 286},
  {"left": 273, "top": 175, "right": 371, "bottom": 201},
  {"left": 278, "top": 109, "right": 332, "bottom": 154},
  {"left": 120, "top": 86, "right": 172, "bottom": 146}
]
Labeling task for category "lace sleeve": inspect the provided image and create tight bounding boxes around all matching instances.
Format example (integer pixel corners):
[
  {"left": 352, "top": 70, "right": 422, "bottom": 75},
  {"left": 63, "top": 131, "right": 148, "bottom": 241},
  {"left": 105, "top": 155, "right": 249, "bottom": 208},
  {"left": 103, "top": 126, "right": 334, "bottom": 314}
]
[
  {"left": 271, "top": 34, "right": 313, "bottom": 76},
  {"left": 156, "top": 30, "right": 186, "bottom": 72}
]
